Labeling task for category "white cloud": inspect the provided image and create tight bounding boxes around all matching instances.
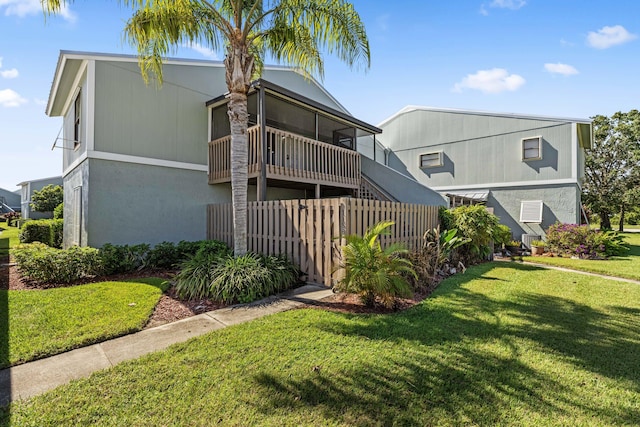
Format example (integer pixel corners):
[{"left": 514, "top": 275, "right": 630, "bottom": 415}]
[
  {"left": 490, "top": 0, "right": 526, "bottom": 10},
  {"left": 1, "top": 68, "right": 18, "bottom": 78},
  {"left": 0, "top": 0, "right": 77, "bottom": 23},
  {"left": 453, "top": 68, "right": 525, "bottom": 94},
  {"left": 544, "top": 63, "right": 579, "bottom": 76},
  {"left": 184, "top": 43, "right": 219, "bottom": 60},
  {"left": 587, "top": 25, "right": 637, "bottom": 49},
  {"left": 0, "top": 88, "right": 28, "bottom": 107},
  {"left": 33, "top": 98, "right": 47, "bottom": 106},
  {"left": 479, "top": 4, "right": 489, "bottom": 16}
]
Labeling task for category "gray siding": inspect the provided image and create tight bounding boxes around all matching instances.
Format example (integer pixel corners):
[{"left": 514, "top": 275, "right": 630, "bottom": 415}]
[
  {"left": 92, "top": 61, "right": 346, "bottom": 165},
  {"left": 21, "top": 177, "right": 63, "bottom": 220},
  {"left": 63, "top": 162, "right": 89, "bottom": 247},
  {"left": 62, "top": 70, "right": 88, "bottom": 171},
  {"left": 382, "top": 109, "right": 575, "bottom": 188}
]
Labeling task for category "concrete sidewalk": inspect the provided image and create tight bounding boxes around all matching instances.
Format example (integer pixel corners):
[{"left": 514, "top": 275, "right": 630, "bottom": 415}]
[{"left": 0, "top": 284, "right": 333, "bottom": 405}]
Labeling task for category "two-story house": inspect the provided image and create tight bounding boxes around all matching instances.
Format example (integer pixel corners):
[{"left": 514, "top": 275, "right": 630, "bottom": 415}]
[
  {"left": 375, "top": 106, "right": 592, "bottom": 240},
  {"left": 46, "top": 51, "right": 445, "bottom": 248}
]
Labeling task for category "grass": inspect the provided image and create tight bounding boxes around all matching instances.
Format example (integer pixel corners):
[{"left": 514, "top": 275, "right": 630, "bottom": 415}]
[
  {"left": 522, "top": 232, "right": 640, "bottom": 281},
  {"left": 0, "top": 277, "right": 168, "bottom": 369},
  {"left": 3, "top": 262, "right": 640, "bottom": 426},
  {"left": 0, "top": 224, "right": 20, "bottom": 260}
]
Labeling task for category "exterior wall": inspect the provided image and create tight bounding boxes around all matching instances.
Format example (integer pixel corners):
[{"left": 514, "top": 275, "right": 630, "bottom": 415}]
[
  {"left": 63, "top": 161, "right": 89, "bottom": 247},
  {"left": 486, "top": 184, "right": 580, "bottom": 238},
  {"left": 382, "top": 109, "right": 575, "bottom": 188},
  {"left": 0, "top": 188, "right": 20, "bottom": 212},
  {"left": 361, "top": 156, "right": 447, "bottom": 206},
  {"left": 83, "top": 159, "right": 232, "bottom": 247},
  {"left": 62, "top": 68, "right": 88, "bottom": 172},
  {"left": 92, "top": 60, "right": 347, "bottom": 164}
]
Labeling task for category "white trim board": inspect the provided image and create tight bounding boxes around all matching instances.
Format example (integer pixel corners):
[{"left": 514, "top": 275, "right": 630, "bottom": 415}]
[
  {"left": 63, "top": 150, "right": 208, "bottom": 177},
  {"left": 432, "top": 178, "right": 580, "bottom": 191}
]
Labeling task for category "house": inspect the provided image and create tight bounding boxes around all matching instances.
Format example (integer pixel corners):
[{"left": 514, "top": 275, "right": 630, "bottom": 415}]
[
  {"left": 374, "top": 106, "right": 592, "bottom": 241},
  {"left": 46, "top": 51, "right": 446, "bottom": 248},
  {"left": 0, "top": 187, "right": 21, "bottom": 214},
  {"left": 17, "top": 176, "right": 63, "bottom": 219}
]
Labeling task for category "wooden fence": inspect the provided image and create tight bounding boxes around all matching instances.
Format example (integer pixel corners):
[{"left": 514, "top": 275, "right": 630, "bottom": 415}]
[{"left": 207, "top": 198, "right": 439, "bottom": 287}]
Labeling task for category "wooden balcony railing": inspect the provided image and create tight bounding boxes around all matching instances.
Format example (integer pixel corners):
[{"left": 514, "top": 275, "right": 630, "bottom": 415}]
[{"left": 208, "top": 125, "right": 361, "bottom": 188}]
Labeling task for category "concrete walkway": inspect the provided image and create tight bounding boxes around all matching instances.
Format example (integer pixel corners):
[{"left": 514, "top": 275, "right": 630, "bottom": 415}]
[{"left": 0, "top": 284, "right": 333, "bottom": 405}]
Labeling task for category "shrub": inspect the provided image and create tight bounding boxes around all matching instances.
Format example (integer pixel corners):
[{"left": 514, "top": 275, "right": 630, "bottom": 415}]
[
  {"left": 99, "top": 243, "right": 150, "bottom": 275},
  {"left": 409, "top": 227, "right": 470, "bottom": 289},
  {"left": 451, "top": 205, "right": 500, "bottom": 261},
  {"left": 335, "top": 221, "right": 416, "bottom": 308},
  {"left": 2, "top": 212, "right": 20, "bottom": 227},
  {"left": 19, "top": 219, "right": 63, "bottom": 248},
  {"left": 438, "top": 206, "right": 455, "bottom": 231},
  {"left": 546, "top": 223, "right": 627, "bottom": 259},
  {"left": 493, "top": 224, "right": 512, "bottom": 248},
  {"left": 146, "top": 241, "right": 179, "bottom": 269},
  {"left": 174, "top": 252, "right": 299, "bottom": 303},
  {"left": 531, "top": 240, "right": 545, "bottom": 248},
  {"left": 53, "top": 203, "right": 64, "bottom": 219},
  {"left": 508, "top": 240, "right": 522, "bottom": 248},
  {"left": 12, "top": 243, "right": 101, "bottom": 284}
]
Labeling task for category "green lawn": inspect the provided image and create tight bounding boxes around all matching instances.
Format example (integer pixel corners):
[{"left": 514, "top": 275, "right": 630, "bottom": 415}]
[
  {"left": 0, "top": 278, "right": 168, "bottom": 369},
  {"left": 0, "top": 224, "right": 20, "bottom": 260},
  {"left": 4, "top": 263, "right": 639, "bottom": 426},
  {"left": 523, "top": 232, "right": 640, "bottom": 281}
]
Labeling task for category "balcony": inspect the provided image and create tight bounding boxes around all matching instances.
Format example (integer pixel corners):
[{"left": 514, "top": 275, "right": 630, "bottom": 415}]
[{"left": 208, "top": 125, "right": 361, "bottom": 189}]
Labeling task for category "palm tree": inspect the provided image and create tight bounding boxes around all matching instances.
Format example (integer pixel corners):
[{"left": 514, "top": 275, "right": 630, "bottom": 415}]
[{"left": 44, "top": 0, "right": 370, "bottom": 256}]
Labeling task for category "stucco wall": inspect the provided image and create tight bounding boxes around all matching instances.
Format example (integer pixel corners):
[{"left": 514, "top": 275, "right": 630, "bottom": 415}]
[
  {"left": 84, "top": 159, "right": 231, "bottom": 247},
  {"left": 63, "top": 162, "right": 89, "bottom": 247},
  {"left": 484, "top": 184, "right": 581, "bottom": 239}
]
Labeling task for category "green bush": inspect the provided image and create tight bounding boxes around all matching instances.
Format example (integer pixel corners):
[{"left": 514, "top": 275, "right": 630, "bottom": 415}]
[
  {"left": 335, "top": 221, "right": 416, "bottom": 308},
  {"left": 451, "top": 205, "right": 500, "bottom": 261},
  {"left": 53, "top": 203, "right": 64, "bottom": 219},
  {"left": 438, "top": 206, "right": 455, "bottom": 231},
  {"left": 146, "top": 241, "right": 179, "bottom": 269},
  {"left": 493, "top": 224, "right": 512, "bottom": 248},
  {"left": 174, "top": 252, "right": 299, "bottom": 303},
  {"left": 19, "top": 219, "right": 64, "bottom": 248},
  {"left": 546, "top": 223, "right": 627, "bottom": 259},
  {"left": 99, "top": 243, "right": 150, "bottom": 275},
  {"left": 12, "top": 243, "right": 102, "bottom": 284}
]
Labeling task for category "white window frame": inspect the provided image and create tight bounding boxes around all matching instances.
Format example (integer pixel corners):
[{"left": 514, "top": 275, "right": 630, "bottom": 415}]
[
  {"left": 522, "top": 136, "right": 542, "bottom": 161},
  {"left": 520, "top": 200, "right": 543, "bottom": 223},
  {"left": 73, "top": 89, "right": 82, "bottom": 151},
  {"left": 419, "top": 151, "right": 443, "bottom": 169}
]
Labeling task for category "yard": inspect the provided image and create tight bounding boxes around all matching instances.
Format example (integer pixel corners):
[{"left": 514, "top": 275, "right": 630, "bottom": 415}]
[
  {"left": 3, "top": 262, "right": 639, "bottom": 426},
  {"left": 523, "top": 232, "right": 640, "bottom": 281}
]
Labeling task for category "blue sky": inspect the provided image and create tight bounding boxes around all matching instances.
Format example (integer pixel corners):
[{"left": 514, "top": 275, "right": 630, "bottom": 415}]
[{"left": 0, "top": 0, "right": 638, "bottom": 191}]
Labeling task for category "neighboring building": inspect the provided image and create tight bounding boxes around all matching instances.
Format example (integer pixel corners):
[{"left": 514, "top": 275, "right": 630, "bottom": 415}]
[
  {"left": 17, "top": 176, "right": 63, "bottom": 219},
  {"left": 0, "top": 187, "right": 21, "bottom": 214},
  {"left": 376, "top": 106, "right": 592, "bottom": 240},
  {"left": 46, "top": 51, "right": 446, "bottom": 248}
]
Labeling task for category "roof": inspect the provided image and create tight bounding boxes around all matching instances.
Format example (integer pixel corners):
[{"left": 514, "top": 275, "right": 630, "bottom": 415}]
[
  {"left": 206, "top": 79, "right": 381, "bottom": 135},
  {"left": 378, "top": 105, "right": 592, "bottom": 128},
  {"left": 16, "top": 175, "right": 63, "bottom": 187},
  {"left": 46, "top": 50, "right": 349, "bottom": 118},
  {"left": 445, "top": 190, "right": 490, "bottom": 203}
]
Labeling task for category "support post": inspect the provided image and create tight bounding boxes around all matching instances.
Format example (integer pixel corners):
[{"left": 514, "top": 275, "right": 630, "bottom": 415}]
[
  {"left": 258, "top": 85, "right": 267, "bottom": 201},
  {"left": 315, "top": 184, "right": 321, "bottom": 199}
]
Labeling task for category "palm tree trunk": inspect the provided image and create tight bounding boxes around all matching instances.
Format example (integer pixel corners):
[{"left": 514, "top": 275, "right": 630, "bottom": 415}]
[
  {"left": 228, "top": 91, "right": 249, "bottom": 256},
  {"left": 225, "top": 41, "right": 254, "bottom": 257}
]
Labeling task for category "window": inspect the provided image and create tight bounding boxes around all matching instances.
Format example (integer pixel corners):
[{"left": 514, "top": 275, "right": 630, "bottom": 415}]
[
  {"left": 522, "top": 136, "right": 541, "bottom": 161},
  {"left": 73, "top": 90, "right": 81, "bottom": 150},
  {"left": 419, "top": 152, "right": 443, "bottom": 168},
  {"left": 520, "top": 200, "right": 543, "bottom": 223}
]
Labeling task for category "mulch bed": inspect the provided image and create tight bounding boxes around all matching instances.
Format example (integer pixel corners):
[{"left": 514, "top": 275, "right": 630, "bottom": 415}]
[{"left": 0, "top": 263, "right": 445, "bottom": 328}]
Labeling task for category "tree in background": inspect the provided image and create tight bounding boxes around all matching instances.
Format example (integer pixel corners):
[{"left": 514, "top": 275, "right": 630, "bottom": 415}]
[
  {"left": 44, "top": 0, "right": 370, "bottom": 256},
  {"left": 30, "top": 185, "right": 63, "bottom": 213},
  {"left": 583, "top": 110, "right": 640, "bottom": 230}
]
